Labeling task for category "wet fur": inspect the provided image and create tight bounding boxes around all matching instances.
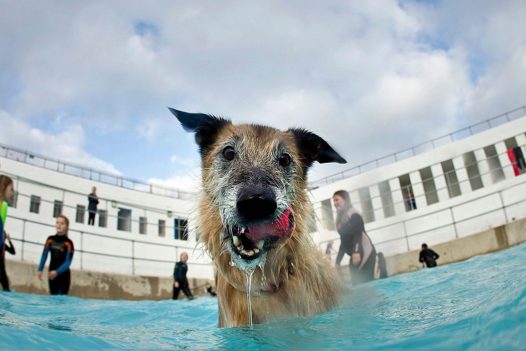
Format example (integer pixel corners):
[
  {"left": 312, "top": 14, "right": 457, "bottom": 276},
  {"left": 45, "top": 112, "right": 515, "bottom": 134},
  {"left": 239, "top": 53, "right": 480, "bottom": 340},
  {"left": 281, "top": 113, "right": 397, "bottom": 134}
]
[{"left": 171, "top": 109, "right": 345, "bottom": 327}]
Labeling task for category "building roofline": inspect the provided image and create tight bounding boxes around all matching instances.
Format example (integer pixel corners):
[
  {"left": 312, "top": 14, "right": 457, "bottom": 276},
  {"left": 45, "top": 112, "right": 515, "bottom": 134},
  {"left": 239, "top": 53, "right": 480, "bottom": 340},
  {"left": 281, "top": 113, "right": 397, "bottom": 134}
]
[{"left": 310, "top": 105, "right": 526, "bottom": 188}]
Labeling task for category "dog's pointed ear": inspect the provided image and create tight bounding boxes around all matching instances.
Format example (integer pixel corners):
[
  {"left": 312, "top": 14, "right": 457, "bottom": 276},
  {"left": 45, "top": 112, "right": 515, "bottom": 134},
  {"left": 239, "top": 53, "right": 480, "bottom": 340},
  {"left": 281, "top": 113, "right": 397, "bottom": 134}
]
[
  {"left": 288, "top": 128, "right": 347, "bottom": 168},
  {"left": 169, "top": 107, "right": 230, "bottom": 155}
]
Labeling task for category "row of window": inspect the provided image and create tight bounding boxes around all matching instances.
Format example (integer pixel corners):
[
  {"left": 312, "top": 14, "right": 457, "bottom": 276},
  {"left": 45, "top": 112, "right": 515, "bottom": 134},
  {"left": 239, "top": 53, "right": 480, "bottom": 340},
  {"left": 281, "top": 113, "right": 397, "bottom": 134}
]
[
  {"left": 25, "top": 195, "right": 188, "bottom": 240},
  {"left": 321, "top": 136, "right": 525, "bottom": 227}
]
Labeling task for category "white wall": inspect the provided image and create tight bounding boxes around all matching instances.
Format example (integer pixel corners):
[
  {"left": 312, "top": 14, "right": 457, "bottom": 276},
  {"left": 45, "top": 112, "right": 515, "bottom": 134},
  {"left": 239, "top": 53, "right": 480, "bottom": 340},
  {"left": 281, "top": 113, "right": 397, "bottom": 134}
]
[
  {"left": 0, "top": 156, "right": 214, "bottom": 280},
  {"left": 310, "top": 114, "right": 526, "bottom": 259}
]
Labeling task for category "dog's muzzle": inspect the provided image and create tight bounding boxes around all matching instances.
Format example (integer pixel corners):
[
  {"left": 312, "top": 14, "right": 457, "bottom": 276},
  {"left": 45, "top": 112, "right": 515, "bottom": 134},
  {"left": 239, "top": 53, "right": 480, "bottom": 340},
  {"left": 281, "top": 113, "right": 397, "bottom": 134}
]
[{"left": 228, "top": 208, "right": 295, "bottom": 260}]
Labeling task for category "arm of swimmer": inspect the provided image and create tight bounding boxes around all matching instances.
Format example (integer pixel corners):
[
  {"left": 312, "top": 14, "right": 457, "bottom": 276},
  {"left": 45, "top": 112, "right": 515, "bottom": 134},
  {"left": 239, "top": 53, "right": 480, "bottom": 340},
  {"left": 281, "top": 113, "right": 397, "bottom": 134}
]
[
  {"left": 38, "top": 246, "right": 50, "bottom": 272},
  {"left": 432, "top": 250, "right": 440, "bottom": 260},
  {"left": 5, "top": 237, "right": 15, "bottom": 255},
  {"left": 55, "top": 250, "right": 73, "bottom": 275}
]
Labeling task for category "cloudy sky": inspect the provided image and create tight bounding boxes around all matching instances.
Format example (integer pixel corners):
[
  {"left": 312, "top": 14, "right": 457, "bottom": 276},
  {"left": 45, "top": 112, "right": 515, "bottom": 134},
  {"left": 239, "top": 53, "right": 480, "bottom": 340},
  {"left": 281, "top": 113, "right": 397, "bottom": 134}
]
[{"left": 1, "top": 0, "right": 525, "bottom": 191}]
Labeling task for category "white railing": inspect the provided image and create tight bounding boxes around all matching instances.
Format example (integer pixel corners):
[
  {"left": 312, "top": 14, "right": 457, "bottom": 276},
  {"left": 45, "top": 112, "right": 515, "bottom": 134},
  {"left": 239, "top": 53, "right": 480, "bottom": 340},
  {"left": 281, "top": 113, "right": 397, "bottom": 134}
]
[
  {"left": 0, "top": 142, "right": 197, "bottom": 200},
  {"left": 310, "top": 105, "right": 526, "bottom": 187},
  {"left": 7, "top": 214, "right": 213, "bottom": 280}
]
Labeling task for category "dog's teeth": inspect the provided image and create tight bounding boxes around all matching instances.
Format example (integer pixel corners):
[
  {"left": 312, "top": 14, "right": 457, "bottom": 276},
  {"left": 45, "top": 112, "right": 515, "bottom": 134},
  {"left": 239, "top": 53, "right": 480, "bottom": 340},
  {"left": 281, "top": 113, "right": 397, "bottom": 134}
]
[
  {"left": 257, "top": 240, "right": 264, "bottom": 249},
  {"left": 240, "top": 227, "right": 246, "bottom": 234},
  {"left": 239, "top": 249, "right": 254, "bottom": 257},
  {"left": 254, "top": 248, "right": 260, "bottom": 254},
  {"left": 232, "top": 235, "right": 241, "bottom": 247}
]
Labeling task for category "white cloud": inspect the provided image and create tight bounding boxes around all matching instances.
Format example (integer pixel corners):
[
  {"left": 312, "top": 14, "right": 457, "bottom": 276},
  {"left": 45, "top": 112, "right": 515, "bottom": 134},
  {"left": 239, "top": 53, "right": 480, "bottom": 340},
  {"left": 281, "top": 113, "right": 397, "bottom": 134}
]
[
  {"left": 0, "top": 110, "right": 121, "bottom": 175},
  {"left": 1, "top": 0, "right": 525, "bottom": 185},
  {"left": 148, "top": 168, "right": 201, "bottom": 193}
]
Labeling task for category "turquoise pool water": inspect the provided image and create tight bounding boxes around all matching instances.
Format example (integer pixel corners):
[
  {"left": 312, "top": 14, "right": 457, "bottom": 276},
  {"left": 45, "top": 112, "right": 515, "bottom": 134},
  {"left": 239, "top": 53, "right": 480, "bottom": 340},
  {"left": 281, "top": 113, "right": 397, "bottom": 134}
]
[{"left": 1, "top": 242, "right": 525, "bottom": 350}]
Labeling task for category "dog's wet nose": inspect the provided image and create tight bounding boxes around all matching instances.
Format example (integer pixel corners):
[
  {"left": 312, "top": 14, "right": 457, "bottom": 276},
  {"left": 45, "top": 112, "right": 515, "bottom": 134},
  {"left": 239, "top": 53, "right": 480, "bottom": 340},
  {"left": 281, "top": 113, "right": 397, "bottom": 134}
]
[{"left": 236, "top": 187, "right": 277, "bottom": 222}]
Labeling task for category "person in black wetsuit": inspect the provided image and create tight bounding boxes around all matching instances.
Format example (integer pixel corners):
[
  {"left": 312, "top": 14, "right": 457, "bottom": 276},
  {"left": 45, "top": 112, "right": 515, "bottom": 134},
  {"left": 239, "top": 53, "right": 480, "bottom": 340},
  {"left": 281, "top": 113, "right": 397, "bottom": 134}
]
[
  {"left": 333, "top": 190, "right": 376, "bottom": 285},
  {"left": 87, "top": 186, "right": 99, "bottom": 225},
  {"left": 37, "top": 215, "right": 75, "bottom": 295},
  {"left": 0, "top": 175, "right": 15, "bottom": 291},
  {"left": 0, "top": 233, "right": 16, "bottom": 291},
  {"left": 173, "top": 251, "right": 194, "bottom": 300},
  {"left": 419, "top": 243, "right": 440, "bottom": 268}
]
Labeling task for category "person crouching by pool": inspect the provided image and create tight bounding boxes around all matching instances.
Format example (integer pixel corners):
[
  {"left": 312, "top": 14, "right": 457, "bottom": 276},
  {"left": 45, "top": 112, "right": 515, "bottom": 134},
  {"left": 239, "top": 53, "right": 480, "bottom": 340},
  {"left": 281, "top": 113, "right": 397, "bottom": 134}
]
[
  {"left": 37, "top": 215, "right": 74, "bottom": 295},
  {"left": 419, "top": 243, "right": 440, "bottom": 268},
  {"left": 333, "top": 190, "right": 376, "bottom": 285}
]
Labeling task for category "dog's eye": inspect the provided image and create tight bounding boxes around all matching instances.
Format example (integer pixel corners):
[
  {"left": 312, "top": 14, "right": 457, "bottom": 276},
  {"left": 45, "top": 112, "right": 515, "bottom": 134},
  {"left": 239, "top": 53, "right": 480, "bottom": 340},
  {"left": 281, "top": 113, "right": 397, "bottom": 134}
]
[
  {"left": 279, "top": 153, "right": 292, "bottom": 167},
  {"left": 222, "top": 146, "right": 236, "bottom": 161}
]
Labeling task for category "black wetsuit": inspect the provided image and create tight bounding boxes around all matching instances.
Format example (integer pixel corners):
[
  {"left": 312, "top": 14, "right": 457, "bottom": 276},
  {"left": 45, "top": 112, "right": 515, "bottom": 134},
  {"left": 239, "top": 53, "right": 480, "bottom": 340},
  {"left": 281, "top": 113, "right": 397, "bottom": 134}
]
[
  {"left": 419, "top": 248, "right": 439, "bottom": 268},
  {"left": 0, "top": 238, "right": 15, "bottom": 291},
  {"left": 173, "top": 261, "right": 194, "bottom": 300},
  {"left": 38, "top": 235, "right": 74, "bottom": 295},
  {"left": 336, "top": 209, "right": 376, "bottom": 285},
  {"left": 87, "top": 192, "right": 99, "bottom": 225}
]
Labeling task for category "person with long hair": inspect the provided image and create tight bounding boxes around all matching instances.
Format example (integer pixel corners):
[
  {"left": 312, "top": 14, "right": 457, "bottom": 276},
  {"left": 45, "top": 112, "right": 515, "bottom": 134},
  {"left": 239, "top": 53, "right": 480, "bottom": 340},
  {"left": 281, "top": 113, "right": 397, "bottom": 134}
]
[
  {"left": 333, "top": 190, "right": 376, "bottom": 285},
  {"left": 37, "top": 215, "right": 75, "bottom": 295},
  {"left": 0, "top": 175, "right": 15, "bottom": 291}
]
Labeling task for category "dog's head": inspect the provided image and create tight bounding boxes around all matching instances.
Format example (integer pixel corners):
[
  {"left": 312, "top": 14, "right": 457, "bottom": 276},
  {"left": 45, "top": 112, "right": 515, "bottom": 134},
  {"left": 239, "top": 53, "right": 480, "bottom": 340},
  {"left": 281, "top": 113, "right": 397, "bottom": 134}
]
[{"left": 170, "top": 108, "right": 346, "bottom": 277}]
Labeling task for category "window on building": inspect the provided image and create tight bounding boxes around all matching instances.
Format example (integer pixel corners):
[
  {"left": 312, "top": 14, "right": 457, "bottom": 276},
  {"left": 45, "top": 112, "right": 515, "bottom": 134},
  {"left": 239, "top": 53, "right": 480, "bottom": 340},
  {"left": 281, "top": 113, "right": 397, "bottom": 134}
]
[
  {"left": 419, "top": 167, "right": 439, "bottom": 205},
  {"left": 399, "top": 174, "right": 417, "bottom": 211},
  {"left": 441, "top": 160, "right": 461, "bottom": 198},
  {"left": 76, "top": 205, "right": 85, "bottom": 223},
  {"left": 463, "top": 151, "right": 483, "bottom": 191},
  {"left": 358, "top": 187, "right": 375, "bottom": 223},
  {"left": 139, "top": 216, "right": 147, "bottom": 234},
  {"left": 158, "top": 219, "right": 166, "bottom": 237},
  {"left": 30, "top": 195, "right": 41, "bottom": 214},
  {"left": 98, "top": 209, "right": 107, "bottom": 228},
  {"left": 484, "top": 144, "right": 505, "bottom": 184},
  {"left": 378, "top": 181, "right": 395, "bottom": 218},
  {"left": 53, "top": 200, "right": 63, "bottom": 218},
  {"left": 117, "top": 208, "right": 132, "bottom": 232},
  {"left": 321, "top": 198, "right": 335, "bottom": 230},
  {"left": 174, "top": 218, "right": 188, "bottom": 240}
]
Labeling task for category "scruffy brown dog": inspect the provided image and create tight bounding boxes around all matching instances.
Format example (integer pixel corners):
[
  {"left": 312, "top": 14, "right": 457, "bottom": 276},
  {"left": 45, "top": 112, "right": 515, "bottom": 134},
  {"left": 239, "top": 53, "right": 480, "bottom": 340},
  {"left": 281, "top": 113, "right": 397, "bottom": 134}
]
[{"left": 170, "top": 108, "right": 346, "bottom": 327}]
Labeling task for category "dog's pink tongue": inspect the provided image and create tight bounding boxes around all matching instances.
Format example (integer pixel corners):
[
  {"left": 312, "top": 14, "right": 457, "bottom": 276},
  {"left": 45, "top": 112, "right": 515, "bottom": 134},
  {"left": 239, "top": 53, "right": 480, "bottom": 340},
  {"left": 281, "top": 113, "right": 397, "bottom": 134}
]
[{"left": 245, "top": 209, "right": 294, "bottom": 241}]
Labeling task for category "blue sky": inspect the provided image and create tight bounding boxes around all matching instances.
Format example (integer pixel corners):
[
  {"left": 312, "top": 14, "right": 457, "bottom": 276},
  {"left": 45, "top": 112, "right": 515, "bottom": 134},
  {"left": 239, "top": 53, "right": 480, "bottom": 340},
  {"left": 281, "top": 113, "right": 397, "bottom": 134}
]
[{"left": 1, "top": 0, "right": 526, "bottom": 191}]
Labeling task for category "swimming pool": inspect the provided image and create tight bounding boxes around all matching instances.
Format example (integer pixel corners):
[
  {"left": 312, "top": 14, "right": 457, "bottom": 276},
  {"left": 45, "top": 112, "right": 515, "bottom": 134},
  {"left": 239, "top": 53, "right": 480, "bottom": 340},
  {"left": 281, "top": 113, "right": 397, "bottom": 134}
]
[{"left": 1, "top": 242, "right": 525, "bottom": 350}]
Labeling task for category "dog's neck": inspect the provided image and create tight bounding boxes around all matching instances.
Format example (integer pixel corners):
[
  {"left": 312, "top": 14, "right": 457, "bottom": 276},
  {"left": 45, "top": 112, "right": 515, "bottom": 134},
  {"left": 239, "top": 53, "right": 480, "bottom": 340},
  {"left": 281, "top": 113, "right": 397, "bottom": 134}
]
[{"left": 223, "top": 256, "right": 296, "bottom": 295}]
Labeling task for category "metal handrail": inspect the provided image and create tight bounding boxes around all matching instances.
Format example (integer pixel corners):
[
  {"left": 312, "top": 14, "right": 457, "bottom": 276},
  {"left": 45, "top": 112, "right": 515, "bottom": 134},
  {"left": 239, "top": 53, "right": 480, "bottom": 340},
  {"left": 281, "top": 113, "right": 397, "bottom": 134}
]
[
  {"left": 311, "top": 138, "right": 524, "bottom": 226},
  {"left": 10, "top": 236, "right": 210, "bottom": 266},
  {"left": 0, "top": 142, "right": 198, "bottom": 200},
  {"left": 310, "top": 105, "right": 526, "bottom": 187},
  {"left": 8, "top": 214, "right": 212, "bottom": 278}
]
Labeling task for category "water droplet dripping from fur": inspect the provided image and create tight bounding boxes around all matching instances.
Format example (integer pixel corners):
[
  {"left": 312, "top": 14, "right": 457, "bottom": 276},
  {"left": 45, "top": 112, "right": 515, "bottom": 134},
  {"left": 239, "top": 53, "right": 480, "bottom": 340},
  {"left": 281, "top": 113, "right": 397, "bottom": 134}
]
[{"left": 245, "top": 268, "right": 255, "bottom": 328}]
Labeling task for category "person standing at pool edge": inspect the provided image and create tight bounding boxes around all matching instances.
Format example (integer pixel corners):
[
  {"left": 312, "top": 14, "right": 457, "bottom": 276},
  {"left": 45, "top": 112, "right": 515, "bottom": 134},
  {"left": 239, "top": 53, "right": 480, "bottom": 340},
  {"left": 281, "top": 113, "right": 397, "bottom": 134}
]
[
  {"left": 333, "top": 190, "right": 376, "bottom": 285},
  {"left": 173, "top": 251, "right": 194, "bottom": 300},
  {"left": 87, "top": 186, "right": 99, "bottom": 225},
  {"left": 37, "top": 215, "right": 75, "bottom": 295},
  {"left": 0, "top": 175, "right": 15, "bottom": 291}
]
